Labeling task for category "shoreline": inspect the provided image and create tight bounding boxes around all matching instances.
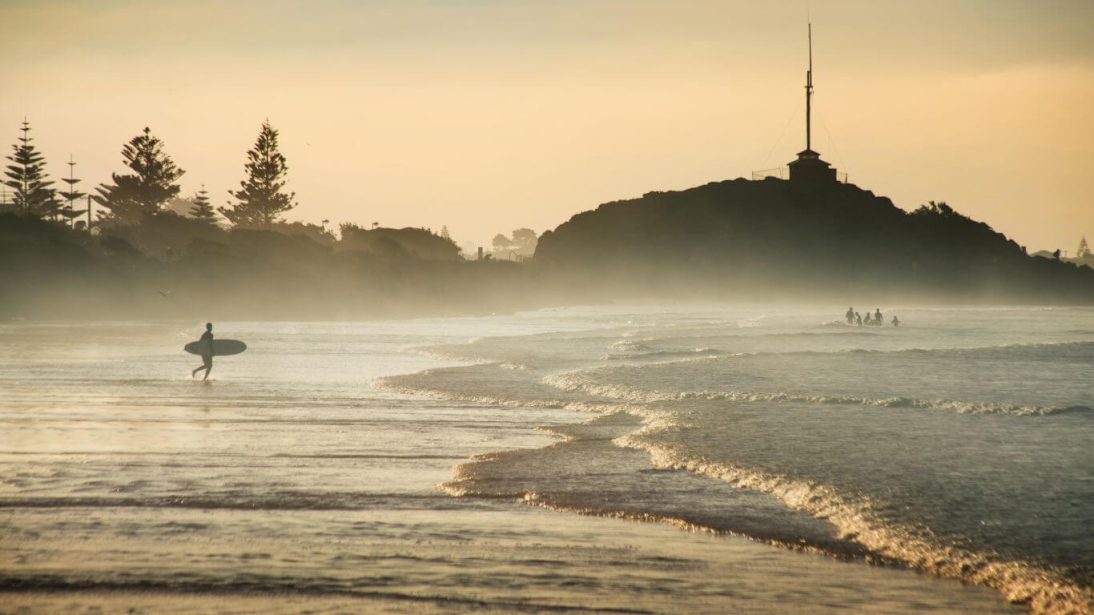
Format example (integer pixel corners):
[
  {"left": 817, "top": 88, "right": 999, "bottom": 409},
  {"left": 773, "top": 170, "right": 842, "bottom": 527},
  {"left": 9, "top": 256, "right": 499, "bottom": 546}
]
[{"left": 375, "top": 356, "right": 1026, "bottom": 614}]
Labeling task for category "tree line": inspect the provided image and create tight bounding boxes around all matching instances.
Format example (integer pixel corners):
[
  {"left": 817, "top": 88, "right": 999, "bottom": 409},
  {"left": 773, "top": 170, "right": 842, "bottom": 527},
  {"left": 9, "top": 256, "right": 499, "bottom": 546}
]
[{"left": 3, "top": 119, "right": 296, "bottom": 231}]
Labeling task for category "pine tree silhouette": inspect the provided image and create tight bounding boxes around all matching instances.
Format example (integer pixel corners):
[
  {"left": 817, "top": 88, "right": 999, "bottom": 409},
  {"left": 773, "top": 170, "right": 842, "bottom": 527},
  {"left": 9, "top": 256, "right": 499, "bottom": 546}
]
[
  {"left": 3, "top": 120, "right": 55, "bottom": 218},
  {"left": 59, "top": 155, "right": 86, "bottom": 228},
  {"left": 95, "top": 127, "right": 185, "bottom": 225},
  {"left": 219, "top": 120, "right": 296, "bottom": 227},
  {"left": 189, "top": 185, "right": 218, "bottom": 224}
]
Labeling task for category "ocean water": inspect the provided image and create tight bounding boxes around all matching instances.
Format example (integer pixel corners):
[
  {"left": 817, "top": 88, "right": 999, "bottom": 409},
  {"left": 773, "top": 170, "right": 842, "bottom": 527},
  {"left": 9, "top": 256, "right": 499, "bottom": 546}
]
[{"left": 0, "top": 306, "right": 1089, "bottom": 613}]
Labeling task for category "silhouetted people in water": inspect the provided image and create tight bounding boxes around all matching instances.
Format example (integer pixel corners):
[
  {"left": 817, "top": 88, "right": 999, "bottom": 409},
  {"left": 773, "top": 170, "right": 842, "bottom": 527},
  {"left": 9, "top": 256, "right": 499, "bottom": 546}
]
[
  {"left": 844, "top": 307, "right": 894, "bottom": 327},
  {"left": 191, "top": 323, "right": 214, "bottom": 381},
  {"left": 844, "top": 306, "right": 888, "bottom": 326}
]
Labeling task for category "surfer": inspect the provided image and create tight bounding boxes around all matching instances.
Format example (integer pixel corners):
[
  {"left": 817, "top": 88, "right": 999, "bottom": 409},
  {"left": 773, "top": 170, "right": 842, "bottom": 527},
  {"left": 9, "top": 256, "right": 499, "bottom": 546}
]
[
  {"left": 874, "top": 308, "right": 882, "bottom": 322},
  {"left": 845, "top": 307, "right": 854, "bottom": 324},
  {"left": 892, "top": 315, "right": 900, "bottom": 327},
  {"left": 191, "top": 323, "right": 214, "bottom": 381}
]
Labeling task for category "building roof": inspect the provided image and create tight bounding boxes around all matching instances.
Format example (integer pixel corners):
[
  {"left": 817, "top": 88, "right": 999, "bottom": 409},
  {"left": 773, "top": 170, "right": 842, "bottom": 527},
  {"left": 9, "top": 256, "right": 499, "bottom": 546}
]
[{"left": 789, "top": 149, "right": 832, "bottom": 167}]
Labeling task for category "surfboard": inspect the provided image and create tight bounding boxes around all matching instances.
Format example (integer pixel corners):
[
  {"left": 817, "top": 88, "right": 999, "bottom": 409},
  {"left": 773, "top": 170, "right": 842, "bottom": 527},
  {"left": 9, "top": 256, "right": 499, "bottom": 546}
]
[{"left": 184, "top": 339, "right": 247, "bottom": 357}]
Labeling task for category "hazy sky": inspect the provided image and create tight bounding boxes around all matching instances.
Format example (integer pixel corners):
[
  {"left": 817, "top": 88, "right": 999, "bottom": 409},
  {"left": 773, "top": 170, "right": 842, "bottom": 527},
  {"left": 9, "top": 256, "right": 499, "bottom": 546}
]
[{"left": 2, "top": 0, "right": 1092, "bottom": 252}]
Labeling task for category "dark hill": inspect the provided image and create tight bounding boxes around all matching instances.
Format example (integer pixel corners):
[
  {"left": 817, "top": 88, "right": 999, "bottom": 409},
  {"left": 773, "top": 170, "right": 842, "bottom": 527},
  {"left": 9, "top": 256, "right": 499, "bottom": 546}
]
[{"left": 534, "top": 177, "right": 1094, "bottom": 303}]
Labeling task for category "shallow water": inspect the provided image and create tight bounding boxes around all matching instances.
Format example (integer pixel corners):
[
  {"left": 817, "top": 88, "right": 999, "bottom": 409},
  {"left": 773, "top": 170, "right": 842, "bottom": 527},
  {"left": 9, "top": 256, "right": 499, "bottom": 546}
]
[
  {"left": 0, "top": 307, "right": 1079, "bottom": 612},
  {"left": 383, "top": 305, "right": 1094, "bottom": 614}
]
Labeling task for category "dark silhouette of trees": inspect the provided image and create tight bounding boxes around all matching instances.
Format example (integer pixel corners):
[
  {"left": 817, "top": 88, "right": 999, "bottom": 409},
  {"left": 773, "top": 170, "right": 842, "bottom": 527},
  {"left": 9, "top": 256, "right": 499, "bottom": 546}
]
[
  {"left": 95, "top": 127, "right": 185, "bottom": 225},
  {"left": 492, "top": 233, "right": 513, "bottom": 252},
  {"left": 491, "top": 228, "right": 538, "bottom": 259},
  {"left": 59, "top": 155, "right": 86, "bottom": 228},
  {"left": 341, "top": 223, "right": 460, "bottom": 261},
  {"left": 189, "top": 185, "right": 218, "bottom": 225},
  {"left": 916, "top": 200, "right": 954, "bottom": 217},
  {"left": 4, "top": 120, "right": 55, "bottom": 218},
  {"left": 219, "top": 120, "right": 296, "bottom": 227},
  {"left": 511, "top": 228, "right": 537, "bottom": 254}
]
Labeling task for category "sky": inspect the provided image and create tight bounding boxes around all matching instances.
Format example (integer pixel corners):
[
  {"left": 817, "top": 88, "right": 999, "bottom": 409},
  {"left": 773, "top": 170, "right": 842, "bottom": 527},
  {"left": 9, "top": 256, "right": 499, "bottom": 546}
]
[{"left": 2, "top": 0, "right": 1092, "bottom": 253}]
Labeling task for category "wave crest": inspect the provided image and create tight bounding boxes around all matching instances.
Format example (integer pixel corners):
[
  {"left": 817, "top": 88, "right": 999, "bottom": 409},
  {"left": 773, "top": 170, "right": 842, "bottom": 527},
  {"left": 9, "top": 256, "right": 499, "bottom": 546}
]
[
  {"left": 543, "top": 371, "right": 1088, "bottom": 417},
  {"left": 615, "top": 434, "right": 1094, "bottom": 615}
]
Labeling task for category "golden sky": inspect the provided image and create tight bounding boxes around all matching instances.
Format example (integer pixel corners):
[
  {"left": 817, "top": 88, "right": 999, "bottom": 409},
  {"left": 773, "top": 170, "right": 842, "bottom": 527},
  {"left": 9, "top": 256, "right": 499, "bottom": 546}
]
[{"left": 2, "top": 0, "right": 1092, "bottom": 252}]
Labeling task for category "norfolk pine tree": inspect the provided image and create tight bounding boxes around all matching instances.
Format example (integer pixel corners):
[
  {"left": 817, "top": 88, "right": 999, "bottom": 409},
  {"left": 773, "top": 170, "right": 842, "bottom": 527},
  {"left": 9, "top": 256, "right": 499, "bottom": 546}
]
[
  {"left": 4, "top": 120, "right": 55, "bottom": 218},
  {"left": 95, "top": 127, "right": 185, "bottom": 225},
  {"left": 219, "top": 120, "right": 296, "bottom": 227},
  {"left": 189, "top": 185, "right": 218, "bottom": 224},
  {"left": 59, "top": 155, "right": 87, "bottom": 228}
]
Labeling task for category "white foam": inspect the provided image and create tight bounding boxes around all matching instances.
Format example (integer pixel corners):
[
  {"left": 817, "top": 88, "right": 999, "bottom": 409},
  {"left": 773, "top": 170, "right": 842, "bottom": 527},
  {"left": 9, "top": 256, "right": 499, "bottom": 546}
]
[
  {"left": 616, "top": 431, "right": 1093, "bottom": 615},
  {"left": 543, "top": 370, "right": 1083, "bottom": 417}
]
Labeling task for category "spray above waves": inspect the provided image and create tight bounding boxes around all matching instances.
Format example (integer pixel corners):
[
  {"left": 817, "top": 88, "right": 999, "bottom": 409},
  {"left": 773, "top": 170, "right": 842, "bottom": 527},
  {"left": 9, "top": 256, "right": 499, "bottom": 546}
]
[
  {"left": 543, "top": 370, "right": 1089, "bottom": 417},
  {"left": 602, "top": 348, "right": 721, "bottom": 362},
  {"left": 374, "top": 369, "right": 624, "bottom": 415},
  {"left": 380, "top": 356, "right": 1091, "bottom": 418}
]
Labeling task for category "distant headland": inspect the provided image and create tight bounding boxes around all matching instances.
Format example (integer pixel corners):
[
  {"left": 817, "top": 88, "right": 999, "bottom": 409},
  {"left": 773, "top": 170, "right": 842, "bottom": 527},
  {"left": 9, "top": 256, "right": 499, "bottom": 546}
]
[
  {"left": 532, "top": 24, "right": 1094, "bottom": 304},
  {"left": 533, "top": 177, "right": 1094, "bottom": 303}
]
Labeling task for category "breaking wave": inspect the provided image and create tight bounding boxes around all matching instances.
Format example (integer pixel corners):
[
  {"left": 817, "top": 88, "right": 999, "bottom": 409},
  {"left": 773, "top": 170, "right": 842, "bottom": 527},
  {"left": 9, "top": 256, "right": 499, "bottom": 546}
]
[
  {"left": 615, "top": 432, "right": 1094, "bottom": 615},
  {"left": 543, "top": 370, "right": 1090, "bottom": 417}
]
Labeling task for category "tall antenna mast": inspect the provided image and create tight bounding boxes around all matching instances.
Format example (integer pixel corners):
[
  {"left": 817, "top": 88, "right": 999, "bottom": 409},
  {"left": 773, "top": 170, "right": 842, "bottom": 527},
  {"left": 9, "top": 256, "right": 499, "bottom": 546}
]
[{"left": 805, "top": 22, "right": 813, "bottom": 151}]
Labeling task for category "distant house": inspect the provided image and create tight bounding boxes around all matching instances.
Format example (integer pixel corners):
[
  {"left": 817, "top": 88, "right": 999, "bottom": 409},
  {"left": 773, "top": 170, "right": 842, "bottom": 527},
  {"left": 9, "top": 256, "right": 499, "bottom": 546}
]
[{"left": 789, "top": 148, "right": 838, "bottom": 184}]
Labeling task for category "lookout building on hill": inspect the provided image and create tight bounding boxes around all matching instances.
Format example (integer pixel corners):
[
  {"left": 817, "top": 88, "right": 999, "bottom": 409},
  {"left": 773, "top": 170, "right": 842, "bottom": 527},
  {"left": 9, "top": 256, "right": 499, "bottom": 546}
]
[
  {"left": 790, "top": 24, "right": 839, "bottom": 185},
  {"left": 752, "top": 24, "right": 843, "bottom": 185},
  {"left": 789, "top": 148, "right": 837, "bottom": 184}
]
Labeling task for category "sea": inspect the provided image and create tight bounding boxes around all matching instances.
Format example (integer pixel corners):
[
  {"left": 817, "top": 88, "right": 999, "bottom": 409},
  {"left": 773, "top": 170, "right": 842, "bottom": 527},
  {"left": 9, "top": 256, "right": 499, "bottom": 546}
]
[{"left": 0, "top": 305, "right": 1090, "bottom": 614}]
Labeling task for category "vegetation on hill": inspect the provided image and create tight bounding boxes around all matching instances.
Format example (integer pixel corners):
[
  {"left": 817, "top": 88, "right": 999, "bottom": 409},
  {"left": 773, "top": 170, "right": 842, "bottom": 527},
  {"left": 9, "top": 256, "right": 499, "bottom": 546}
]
[
  {"left": 0, "top": 212, "right": 534, "bottom": 320},
  {"left": 534, "top": 178, "right": 1094, "bottom": 303}
]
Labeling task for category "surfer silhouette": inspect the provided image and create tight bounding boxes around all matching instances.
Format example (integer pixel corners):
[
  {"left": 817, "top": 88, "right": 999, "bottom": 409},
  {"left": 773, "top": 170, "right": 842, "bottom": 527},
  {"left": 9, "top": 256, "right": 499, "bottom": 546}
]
[{"left": 191, "top": 323, "right": 214, "bottom": 380}]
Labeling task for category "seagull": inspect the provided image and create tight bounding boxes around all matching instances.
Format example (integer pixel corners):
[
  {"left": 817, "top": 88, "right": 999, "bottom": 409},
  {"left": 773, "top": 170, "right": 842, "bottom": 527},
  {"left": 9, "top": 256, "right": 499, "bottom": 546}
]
[{"left": 157, "top": 290, "right": 171, "bottom": 298}]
